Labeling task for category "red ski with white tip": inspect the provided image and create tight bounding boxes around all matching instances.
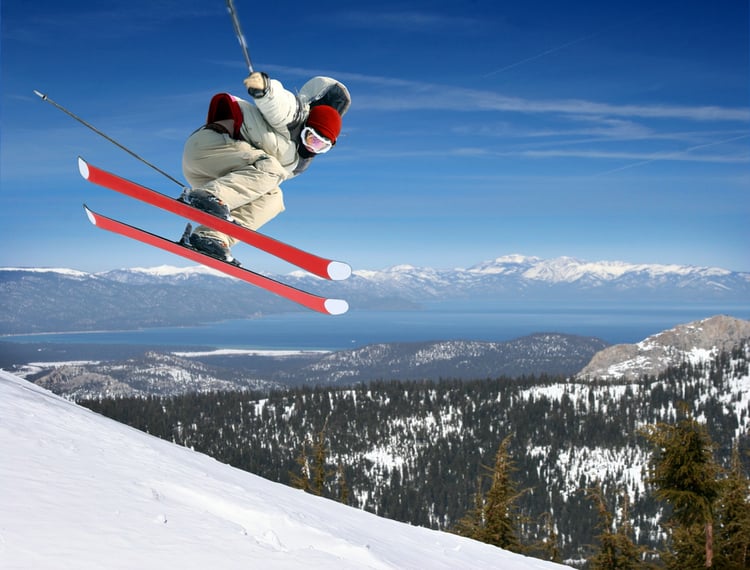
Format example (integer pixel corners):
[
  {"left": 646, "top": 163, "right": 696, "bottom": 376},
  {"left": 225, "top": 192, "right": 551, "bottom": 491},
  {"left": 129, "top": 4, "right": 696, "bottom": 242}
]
[
  {"left": 77, "top": 157, "right": 351, "bottom": 281},
  {"left": 84, "top": 206, "right": 349, "bottom": 316}
]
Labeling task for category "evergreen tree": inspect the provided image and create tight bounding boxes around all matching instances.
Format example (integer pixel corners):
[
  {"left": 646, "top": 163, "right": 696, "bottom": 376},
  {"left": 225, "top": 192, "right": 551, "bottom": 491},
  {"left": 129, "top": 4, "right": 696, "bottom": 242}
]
[
  {"left": 289, "top": 421, "right": 336, "bottom": 498},
  {"left": 454, "top": 436, "right": 524, "bottom": 553},
  {"left": 289, "top": 437, "right": 312, "bottom": 492},
  {"left": 336, "top": 462, "right": 350, "bottom": 505},
  {"left": 642, "top": 409, "right": 722, "bottom": 568},
  {"left": 483, "top": 436, "right": 523, "bottom": 551},
  {"left": 454, "top": 476, "right": 485, "bottom": 540},
  {"left": 588, "top": 484, "right": 644, "bottom": 569},
  {"left": 311, "top": 420, "right": 333, "bottom": 497},
  {"left": 714, "top": 445, "right": 750, "bottom": 569},
  {"left": 537, "top": 512, "right": 562, "bottom": 564}
]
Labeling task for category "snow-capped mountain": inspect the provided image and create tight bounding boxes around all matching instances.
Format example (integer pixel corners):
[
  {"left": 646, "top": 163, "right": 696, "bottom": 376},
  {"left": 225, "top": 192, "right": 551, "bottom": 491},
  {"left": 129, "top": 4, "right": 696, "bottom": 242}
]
[
  {"left": 578, "top": 315, "right": 750, "bottom": 381},
  {"left": 1, "top": 255, "right": 748, "bottom": 333},
  {"left": 337, "top": 254, "right": 749, "bottom": 301},
  {"left": 101, "top": 264, "right": 233, "bottom": 284},
  {"left": 0, "top": 370, "right": 570, "bottom": 569},
  {"left": 467, "top": 255, "right": 735, "bottom": 282}
]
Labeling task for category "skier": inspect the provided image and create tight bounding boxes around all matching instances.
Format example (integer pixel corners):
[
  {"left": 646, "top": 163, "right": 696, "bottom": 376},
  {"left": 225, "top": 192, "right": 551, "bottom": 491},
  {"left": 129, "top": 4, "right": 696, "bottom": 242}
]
[{"left": 180, "top": 71, "right": 351, "bottom": 263}]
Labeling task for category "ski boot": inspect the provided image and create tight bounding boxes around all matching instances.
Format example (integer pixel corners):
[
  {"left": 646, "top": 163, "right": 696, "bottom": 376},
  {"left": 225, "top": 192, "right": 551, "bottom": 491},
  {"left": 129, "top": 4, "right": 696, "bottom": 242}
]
[
  {"left": 179, "top": 188, "right": 233, "bottom": 222},
  {"left": 179, "top": 224, "right": 240, "bottom": 266}
]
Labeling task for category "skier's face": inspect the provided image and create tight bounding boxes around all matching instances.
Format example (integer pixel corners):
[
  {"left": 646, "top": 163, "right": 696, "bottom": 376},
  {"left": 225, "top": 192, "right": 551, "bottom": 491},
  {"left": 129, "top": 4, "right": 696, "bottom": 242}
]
[{"left": 301, "top": 126, "right": 333, "bottom": 154}]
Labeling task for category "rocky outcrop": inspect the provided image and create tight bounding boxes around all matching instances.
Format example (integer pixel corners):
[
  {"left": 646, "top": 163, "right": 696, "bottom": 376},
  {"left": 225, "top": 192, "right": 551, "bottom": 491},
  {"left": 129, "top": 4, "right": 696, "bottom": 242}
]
[{"left": 577, "top": 315, "right": 750, "bottom": 381}]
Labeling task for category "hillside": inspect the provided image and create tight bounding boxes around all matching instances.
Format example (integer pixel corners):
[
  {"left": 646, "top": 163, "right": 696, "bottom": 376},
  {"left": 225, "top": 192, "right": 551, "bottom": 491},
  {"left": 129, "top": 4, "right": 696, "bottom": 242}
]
[
  {"left": 579, "top": 315, "right": 750, "bottom": 380},
  {"left": 0, "top": 370, "right": 569, "bottom": 569},
  {"left": 79, "top": 322, "right": 750, "bottom": 565},
  {"left": 14, "top": 333, "right": 607, "bottom": 397}
]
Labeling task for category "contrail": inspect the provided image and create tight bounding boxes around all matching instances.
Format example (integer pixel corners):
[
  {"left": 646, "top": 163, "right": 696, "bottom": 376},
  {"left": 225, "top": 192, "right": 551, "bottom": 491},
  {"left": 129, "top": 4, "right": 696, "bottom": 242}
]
[
  {"left": 485, "top": 8, "right": 664, "bottom": 78},
  {"left": 484, "top": 32, "right": 602, "bottom": 77}
]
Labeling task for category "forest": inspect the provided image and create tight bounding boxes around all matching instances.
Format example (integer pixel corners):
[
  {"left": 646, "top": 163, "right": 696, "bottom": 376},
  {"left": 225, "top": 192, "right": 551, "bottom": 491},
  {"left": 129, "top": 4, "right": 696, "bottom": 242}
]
[{"left": 81, "top": 342, "right": 750, "bottom": 567}]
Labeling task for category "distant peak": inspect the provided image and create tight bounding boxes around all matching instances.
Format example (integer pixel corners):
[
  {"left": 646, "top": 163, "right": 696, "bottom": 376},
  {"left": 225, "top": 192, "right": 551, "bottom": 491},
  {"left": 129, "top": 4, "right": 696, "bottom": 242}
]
[
  {"left": 493, "top": 254, "right": 539, "bottom": 264},
  {"left": 0, "top": 267, "right": 90, "bottom": 278}
]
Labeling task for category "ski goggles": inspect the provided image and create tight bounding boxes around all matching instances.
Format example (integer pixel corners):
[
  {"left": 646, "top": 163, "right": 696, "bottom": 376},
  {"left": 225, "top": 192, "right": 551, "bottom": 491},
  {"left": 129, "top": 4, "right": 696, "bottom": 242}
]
[{"left": 301, "top": 126, "right": 333, "bottom": 154}]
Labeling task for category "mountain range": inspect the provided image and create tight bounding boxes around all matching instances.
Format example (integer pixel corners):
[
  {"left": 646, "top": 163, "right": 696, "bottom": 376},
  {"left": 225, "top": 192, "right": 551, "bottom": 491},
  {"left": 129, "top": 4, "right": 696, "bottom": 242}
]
[
  {"left": 14, "top": 316, "right": 749, "bottom": 400},
  {"left": 345, "top": 254, "right": 750, "bottom": 302},
  {"left": 1, "top": 255, "right": 748, "bottom": 333},
  {"left": 15, "top": 332, "right": 608, "bottom": 398}
]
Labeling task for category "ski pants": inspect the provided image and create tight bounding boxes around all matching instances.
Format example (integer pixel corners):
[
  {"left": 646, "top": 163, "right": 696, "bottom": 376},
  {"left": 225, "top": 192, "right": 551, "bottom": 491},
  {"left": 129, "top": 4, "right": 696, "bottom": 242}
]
[{"left": 182, "top": 126, "right": 287, "bottom": 246}]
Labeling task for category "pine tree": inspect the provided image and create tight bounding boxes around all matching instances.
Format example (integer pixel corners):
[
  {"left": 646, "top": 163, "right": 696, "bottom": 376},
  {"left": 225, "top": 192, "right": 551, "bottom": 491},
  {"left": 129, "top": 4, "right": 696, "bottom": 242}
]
[
  {"left": 311, "top": 419, "right": 333, "bottom": 497},
  {"left": 336, "top": 462, "right": 350, "bottom": 505},
  {"left": 714, "top": 444, "right": 750, "bottom": 569},
  {"left": 454, "top": 476, "right": 485, "bottom": 540},
  {"left": 588, "top": 484, "right": 644, "bottom": 569},
  {"left": 289, "top": 437, "right": 312, "bottom": 492},
  {"left": 483, "top": 436, "right": 523, "bottom": 551},
  {"left": 454, "top": 436, "right": 524, "bottom": 553},
  {"left": 538, "top": 512, "right": 562, "bottom": 564},
  {"left": 641, "top": 409, "right": 722, "bottom": 568}
]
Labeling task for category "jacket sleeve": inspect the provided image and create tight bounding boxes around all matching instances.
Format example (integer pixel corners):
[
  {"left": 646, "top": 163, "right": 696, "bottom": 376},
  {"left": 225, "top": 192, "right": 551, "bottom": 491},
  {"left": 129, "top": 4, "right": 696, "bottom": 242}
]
[
  {"left": 253, "top": 79, "right": 304, "bottom": 133},
  {"left": 235, "top": 79, "right": 305, "bottom": 178}
]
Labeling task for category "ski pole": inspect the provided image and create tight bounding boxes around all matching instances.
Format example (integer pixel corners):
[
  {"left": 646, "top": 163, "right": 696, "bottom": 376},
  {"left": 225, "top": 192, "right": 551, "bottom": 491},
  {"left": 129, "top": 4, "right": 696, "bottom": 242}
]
[
  {"left": 226, "top": 0, "right": 254, "bottom": 73},
  {"left": 33, "top": 90, "right": 185, "bottom": 189}
]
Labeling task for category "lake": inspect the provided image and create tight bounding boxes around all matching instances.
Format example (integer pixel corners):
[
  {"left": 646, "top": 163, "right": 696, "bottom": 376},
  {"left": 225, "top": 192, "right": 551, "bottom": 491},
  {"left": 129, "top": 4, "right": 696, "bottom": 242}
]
[{"left": 5, "top": 301, "right": 749, "bottom": 351}]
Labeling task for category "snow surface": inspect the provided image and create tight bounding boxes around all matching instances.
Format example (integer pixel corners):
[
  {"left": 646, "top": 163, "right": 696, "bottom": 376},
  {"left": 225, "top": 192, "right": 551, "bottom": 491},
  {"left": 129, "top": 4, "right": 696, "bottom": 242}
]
[{"left": 0, "top": 371, "right": 570, "bottom": 570}]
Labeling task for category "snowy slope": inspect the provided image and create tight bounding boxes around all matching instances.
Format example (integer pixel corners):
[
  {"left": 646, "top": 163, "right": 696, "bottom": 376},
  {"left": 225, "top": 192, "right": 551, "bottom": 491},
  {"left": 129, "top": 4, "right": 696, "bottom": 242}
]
[{"left": 0, "top": 371, "right": 569, "bottom": 570}]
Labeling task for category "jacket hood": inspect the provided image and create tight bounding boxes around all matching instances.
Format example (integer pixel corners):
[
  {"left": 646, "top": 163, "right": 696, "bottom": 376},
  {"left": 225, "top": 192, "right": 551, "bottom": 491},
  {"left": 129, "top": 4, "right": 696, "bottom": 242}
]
[{"left": 298, "top": 76, "right": 351, "bottom": 117}]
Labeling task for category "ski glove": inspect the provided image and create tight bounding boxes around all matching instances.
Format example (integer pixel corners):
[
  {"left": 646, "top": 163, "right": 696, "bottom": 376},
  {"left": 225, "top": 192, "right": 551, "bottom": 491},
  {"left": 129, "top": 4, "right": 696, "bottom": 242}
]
[{"left": 244, "top": 72, "right": 270, "bottom": 99}]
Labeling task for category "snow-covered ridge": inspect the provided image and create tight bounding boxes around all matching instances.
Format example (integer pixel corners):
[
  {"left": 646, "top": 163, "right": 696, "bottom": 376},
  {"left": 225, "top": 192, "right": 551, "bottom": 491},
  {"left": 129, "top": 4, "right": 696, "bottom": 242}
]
[
  {"left": 122, "top": 265, "right": 226, "bottom": 277},
  {"left": 3, "top": 254, "right": 743, "bottom": 284},
  {"left": 467, "top": 255, "right": 733, "bottom": 282},
  {"left": 100, "top": 264, "right": 235, "bottom": 281},
  {"left": 3, "top": 255, "right": 748, "bottom": 319},
  {"left": 0, "top": 370, "right": 570, "bottom": 569},
  {"left": 0, "top": 267, "right": 90, "bottom": 278},
  {"left": 578, "top": 315, "right": 750, "bottom": 381}
]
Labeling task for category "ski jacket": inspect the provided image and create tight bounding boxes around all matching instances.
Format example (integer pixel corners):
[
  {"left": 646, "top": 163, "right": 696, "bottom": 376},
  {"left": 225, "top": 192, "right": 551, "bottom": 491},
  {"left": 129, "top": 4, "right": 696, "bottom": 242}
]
[{"left": 206, "top": 76, "right": 351, "bottom": 180}]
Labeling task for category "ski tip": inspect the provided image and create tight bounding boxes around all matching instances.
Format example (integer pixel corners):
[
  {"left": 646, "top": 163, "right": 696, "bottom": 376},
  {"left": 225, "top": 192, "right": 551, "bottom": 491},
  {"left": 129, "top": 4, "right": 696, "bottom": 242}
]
[
  {"left": 83, "top": 205, "right": 98, "bottom": 226},
  {"left": 324, "top": 299, "right": 349, "bottom": 316},
  {"left": 327, "top": 261, "right": 352, "bottom": 281},
  {"left": 77, "top": 157, "right": 90, "bottom": 180}
]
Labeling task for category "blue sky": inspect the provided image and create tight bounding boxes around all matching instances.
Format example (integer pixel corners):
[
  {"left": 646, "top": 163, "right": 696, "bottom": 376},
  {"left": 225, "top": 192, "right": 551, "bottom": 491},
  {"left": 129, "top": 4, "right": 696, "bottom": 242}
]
[{"left": 2, "top": 0, "right": 749, "bottom": 274}]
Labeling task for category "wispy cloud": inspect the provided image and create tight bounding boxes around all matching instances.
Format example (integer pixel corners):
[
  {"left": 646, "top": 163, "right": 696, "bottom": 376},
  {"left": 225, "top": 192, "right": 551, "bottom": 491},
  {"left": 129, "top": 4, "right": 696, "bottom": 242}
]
[
  {"left": 356, "top": 88, "right": 750, "bottom": 122},
  {"left": 274, "top": 65, "right": 750, "bottom": 123},
  {"left": 325, "top": 10, "right": 485, "bottom": 34},
  {"left": 591, "top": 133, "right": 750, "bottom": 175},
  {"left": 345, "top": 144, "right": 750, "bottom": 166}
]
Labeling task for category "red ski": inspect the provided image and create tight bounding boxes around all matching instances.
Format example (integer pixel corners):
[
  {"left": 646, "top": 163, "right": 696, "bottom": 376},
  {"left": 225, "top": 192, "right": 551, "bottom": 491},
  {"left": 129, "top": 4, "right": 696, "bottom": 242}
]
[
  {"left": 84, "top": 206, "right": 349, "bottom": 316},
  {"left": 77, "top": 157, "right": 351, "bottom": 281}
]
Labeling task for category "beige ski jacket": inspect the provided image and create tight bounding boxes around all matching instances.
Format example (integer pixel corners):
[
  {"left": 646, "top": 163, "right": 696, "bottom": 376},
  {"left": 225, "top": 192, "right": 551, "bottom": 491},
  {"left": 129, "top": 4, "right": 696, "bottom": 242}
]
[{"left": 206, "top": 76, "right": 351, "bottom": 180}]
